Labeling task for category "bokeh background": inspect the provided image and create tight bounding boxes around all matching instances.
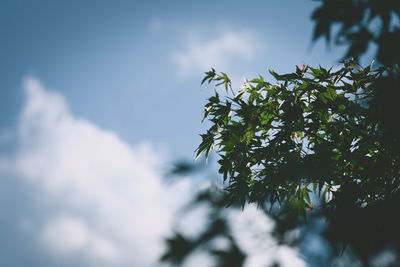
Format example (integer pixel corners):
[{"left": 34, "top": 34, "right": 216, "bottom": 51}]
[{"left": 0, "top": 1, "right": 348, "bottom": 266}]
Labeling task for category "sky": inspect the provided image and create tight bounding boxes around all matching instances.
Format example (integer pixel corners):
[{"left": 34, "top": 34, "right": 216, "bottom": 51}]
[{"left": 0, "top": 0, "right": 345, "bottom": 266}]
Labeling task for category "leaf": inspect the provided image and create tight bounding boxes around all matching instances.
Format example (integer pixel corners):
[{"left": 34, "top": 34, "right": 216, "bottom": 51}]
[{"left": 201, "top": 68, "right": 216, "bottom": 85}]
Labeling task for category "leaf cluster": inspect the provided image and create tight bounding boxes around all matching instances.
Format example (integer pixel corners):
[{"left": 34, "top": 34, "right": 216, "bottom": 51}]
[{"left": 197, "top": 60, "right": 396, "bottom": 220}]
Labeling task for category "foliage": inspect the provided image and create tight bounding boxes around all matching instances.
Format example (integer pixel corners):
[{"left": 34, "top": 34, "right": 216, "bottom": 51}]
[
  {"left": 198, "top": 60, "right": 388, "bottom": 214},
  {"left": 312, "top": 0, "right": 400, "bottom": 66},
  {"left": 162, "top": 0, "right": 400, "bottom": 266},
  {"left": 196, "top": 60, "right": 400, "bottom": 264},
  {"left": 161, "top": 185, "right": 246, "bottom": 267}
]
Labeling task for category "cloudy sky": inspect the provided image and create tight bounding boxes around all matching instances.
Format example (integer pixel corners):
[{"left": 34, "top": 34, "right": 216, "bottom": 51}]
[{"left": 0, "top": 1, "right": 345, "bottom": 266}]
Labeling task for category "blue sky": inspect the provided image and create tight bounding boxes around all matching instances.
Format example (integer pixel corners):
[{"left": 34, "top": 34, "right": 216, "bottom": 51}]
[{"left": 0, "top": 1, "right": 345, "bottom": 266}]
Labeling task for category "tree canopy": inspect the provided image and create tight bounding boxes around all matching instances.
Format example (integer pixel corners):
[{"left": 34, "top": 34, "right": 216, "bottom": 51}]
[
  {"left": 162, "top": 0, "right": 400, "bottom": 266},
  {"left": 198, "top": 59, "right": 388, "bottom": 213}
]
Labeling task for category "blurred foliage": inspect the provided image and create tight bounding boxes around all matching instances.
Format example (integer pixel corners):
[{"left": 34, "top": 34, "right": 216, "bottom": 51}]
[
  {"left": 310, "top": 2, "right": 400, "bottom": 263},
  {"left": 162, "top": 0, "right": 400, "bottom": 266},
  {"left": 161, "top": 185, "right": 246, "bottom": 267},
  {"left": 312, "top": 0, "right": 399, "bottom": 66}
]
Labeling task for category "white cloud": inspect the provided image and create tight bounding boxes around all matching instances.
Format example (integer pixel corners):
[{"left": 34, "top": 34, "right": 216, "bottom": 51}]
[
  {"left": 41, "top": 216, "right": 121, "bottom": 263},
  {"left": 2, "top": 77, "right": 192, "bottom": 266},
  {"left": 229, "top": 205, "right": 306, "bottom": 267},
  {"left": 172, "top": 29, "right": 263, "bottom": 77}
]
